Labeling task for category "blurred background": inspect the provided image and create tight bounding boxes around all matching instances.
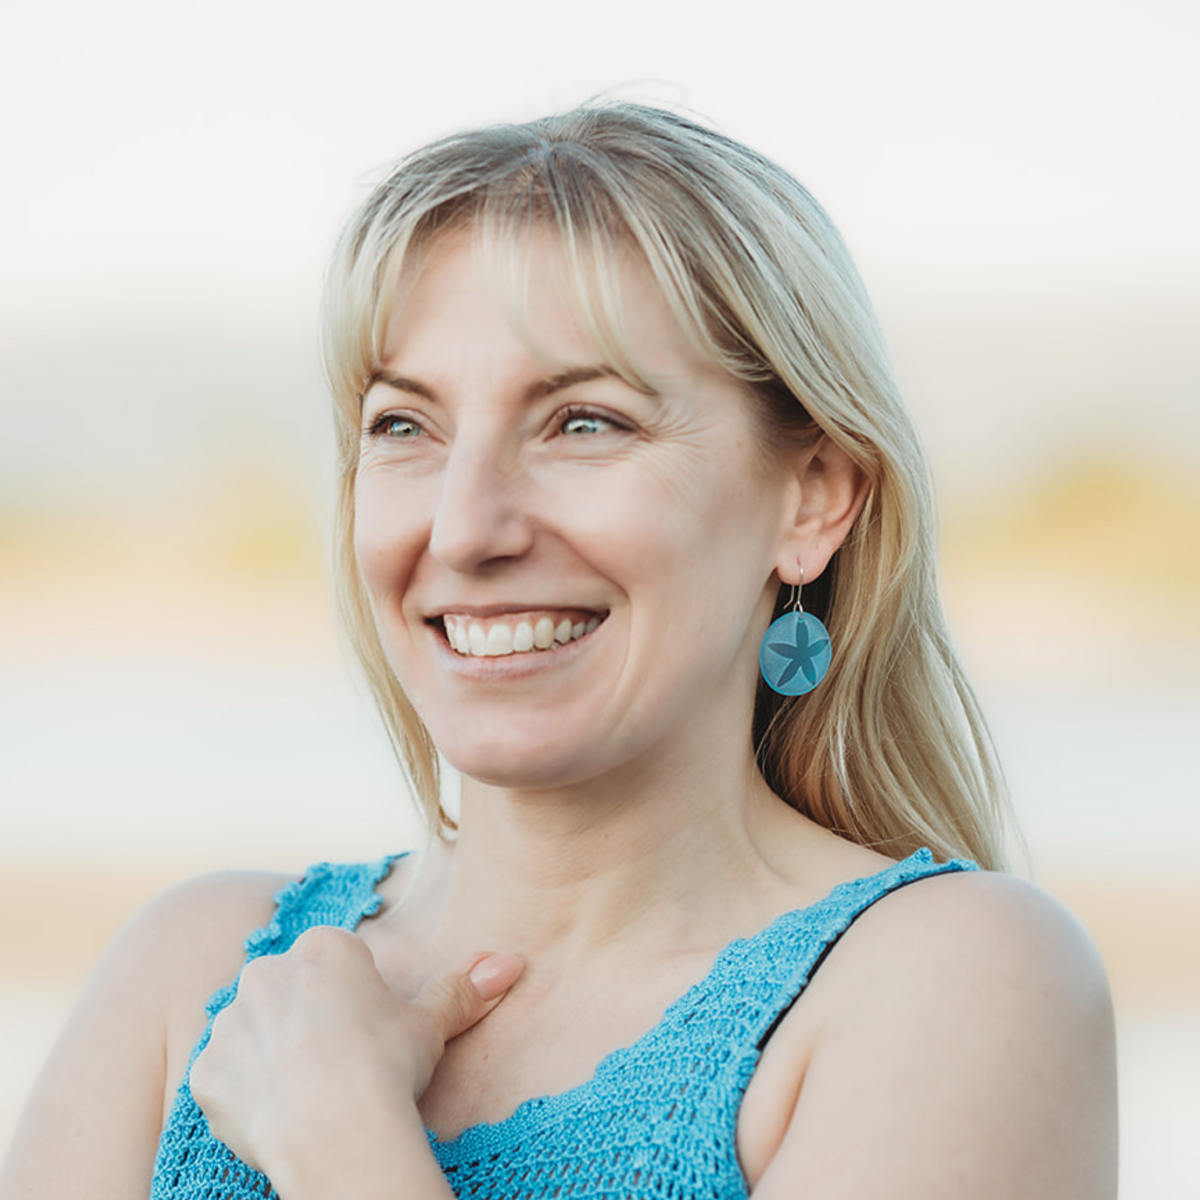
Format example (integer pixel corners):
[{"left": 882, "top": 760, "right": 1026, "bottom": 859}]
[{"left": 1, "top": 0, "right": 1196, "bottom": 1193}]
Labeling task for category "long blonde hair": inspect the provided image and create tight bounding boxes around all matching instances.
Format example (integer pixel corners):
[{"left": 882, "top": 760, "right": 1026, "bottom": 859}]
[{"left": 322, "top": 101, "right": 1014, "bottom": 870}]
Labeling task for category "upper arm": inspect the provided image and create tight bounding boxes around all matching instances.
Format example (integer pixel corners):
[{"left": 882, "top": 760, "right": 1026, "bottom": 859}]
[
  {"left": 0, "top": 870, "right": 286, "bottom": 1199},
  {"left": 748, "top": 872, "right": 1118, "bottom": 1200}
]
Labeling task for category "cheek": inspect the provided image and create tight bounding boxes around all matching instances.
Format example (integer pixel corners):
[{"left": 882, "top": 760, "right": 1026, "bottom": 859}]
[
  {"left": 641, "top": 458, "right": 783, "bottom": 569},
  {"left": 656, "top": 471, "right": 786, "bottom": 626},
  {"left": 351, "top": 473, "right": 421, "bottom": 600},
  {"left": 590, "top": 467, "right": 781, "bottom": 644}
]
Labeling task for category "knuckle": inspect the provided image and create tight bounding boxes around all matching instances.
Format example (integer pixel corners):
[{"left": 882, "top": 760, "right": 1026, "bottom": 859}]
[
  {"left": 189, "top": 1050, "right": 209, "bottom": 1096},
  {"left": 424, "top": 974, "right": 481, "bottom": 1040},
  {"left": 406, "top": 1003, "right": 445, "bottom": 1054},
  {"left": 235, "top": 954, "right": 274, "bottom": 998},
  {"left": 291, "top": 924, "right": 361, "bottom": 961},
  {"left": 189, "top": 1045, "right": 219, "bottom": 1109},
  {"left": 201, "top": 1007, "right": 236, "bottom": 1063}
]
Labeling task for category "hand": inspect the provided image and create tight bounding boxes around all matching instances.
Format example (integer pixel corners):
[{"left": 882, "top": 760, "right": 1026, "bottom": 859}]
[{"left": 190, "top": 926, "right": 523, "bottom": 1183}]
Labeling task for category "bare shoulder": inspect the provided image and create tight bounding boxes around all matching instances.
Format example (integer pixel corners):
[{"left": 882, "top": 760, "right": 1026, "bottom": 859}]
[
  {"left": 0, "top": 868, "right": 290, "bottom": 1199},
  {"left": 847, "top": 867, "right": 1112, "bottom": 997},
  {"left": 129, "top": 869, "right": 292, "bottom": 986},
  {"left": 126, "top": 869, "right": 294, "bottom": 1066},
  {"left": 742, "top": 870, "right": 1118, "bottom": 1199}
]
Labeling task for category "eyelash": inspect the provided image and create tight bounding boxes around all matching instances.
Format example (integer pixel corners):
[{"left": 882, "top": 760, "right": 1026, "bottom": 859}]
[
  {"left": 365, "top": 413, "right": 423, "bottom": 440},
  {"left": 363, "top": 404, "right": 631, "bottom": 443},
  {"left": 555, "top": 405, "right": 628, "bottom": 436}
]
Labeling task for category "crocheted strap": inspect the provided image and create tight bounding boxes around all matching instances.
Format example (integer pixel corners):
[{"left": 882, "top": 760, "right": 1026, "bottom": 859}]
[{"left": 753, "top": 862, "right": 971, "bottom": 1051}]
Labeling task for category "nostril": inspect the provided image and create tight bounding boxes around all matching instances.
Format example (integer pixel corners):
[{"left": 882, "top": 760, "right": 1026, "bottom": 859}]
[{"left": 429, "top": 489, "right": 535, "bottom": 572}]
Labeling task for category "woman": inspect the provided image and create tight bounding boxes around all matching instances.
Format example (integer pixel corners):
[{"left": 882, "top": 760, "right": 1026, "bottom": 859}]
[{"left": 1, "top": 102, "right": 1117, "bottom": 1198}]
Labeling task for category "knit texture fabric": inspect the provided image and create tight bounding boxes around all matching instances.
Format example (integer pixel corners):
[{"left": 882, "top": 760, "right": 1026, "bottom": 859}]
[{"left": 151, "top": 849, "right": 976, "bottom": 1199}]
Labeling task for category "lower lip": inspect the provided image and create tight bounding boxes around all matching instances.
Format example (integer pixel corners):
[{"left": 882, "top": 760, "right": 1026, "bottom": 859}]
[{"left": 431, "top": 622, "right": 602, "bottom": 680}]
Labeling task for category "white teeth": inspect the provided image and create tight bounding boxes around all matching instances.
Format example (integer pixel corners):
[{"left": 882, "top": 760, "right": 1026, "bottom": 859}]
[
  {"left": 485, "top": 624, "right": 514, "bottom": 656},
  {"left": 443, "top": 612, "right": 604, "bottom": 658}
]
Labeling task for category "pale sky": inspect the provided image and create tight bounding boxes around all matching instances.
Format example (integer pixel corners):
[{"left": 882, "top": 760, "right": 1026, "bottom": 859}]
[{"left": 1, "top": 0, "right": 1196, "bottom": 318}]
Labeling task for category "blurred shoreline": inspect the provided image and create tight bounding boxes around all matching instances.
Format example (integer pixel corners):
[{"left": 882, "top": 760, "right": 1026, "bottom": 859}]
[{"left": 3, "top": 854, "right": 1197, "bottom": 1003}]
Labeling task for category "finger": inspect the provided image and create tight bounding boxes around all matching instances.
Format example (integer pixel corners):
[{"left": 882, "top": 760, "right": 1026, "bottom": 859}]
[
  {"left": 415, "top": 952, "right": 524, "bottom": 1045},
  {"left": 288, "top": 924, "right": 375, "bottom": 966},
  {"left": 468, "top": 951, "right": 525, "bottom": 1002}
]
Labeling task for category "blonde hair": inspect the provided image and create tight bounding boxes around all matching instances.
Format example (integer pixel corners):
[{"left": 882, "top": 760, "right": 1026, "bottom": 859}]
[{"left": 322, "top": 101, "right": 1014, "bottom": 870}]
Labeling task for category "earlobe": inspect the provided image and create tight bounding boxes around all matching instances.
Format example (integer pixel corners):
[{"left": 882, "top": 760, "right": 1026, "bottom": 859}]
[{"left": 775, "top": 435, "right": 870, "bottom": 586}]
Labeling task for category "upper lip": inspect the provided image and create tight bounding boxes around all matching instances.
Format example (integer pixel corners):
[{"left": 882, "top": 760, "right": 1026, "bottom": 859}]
[{"left": 425, "top": 603, "right": 607, "bottom": 619}]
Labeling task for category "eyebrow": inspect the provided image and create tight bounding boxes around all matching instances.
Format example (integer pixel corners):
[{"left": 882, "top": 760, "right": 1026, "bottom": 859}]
[{"left": 363, "top": 364, "right": 657, "bottom": 404}]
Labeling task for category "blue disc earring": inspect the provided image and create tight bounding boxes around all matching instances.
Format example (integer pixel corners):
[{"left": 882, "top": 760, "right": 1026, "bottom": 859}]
[{"left": 759, "top": 569, "right": 831, "bottom": 696}]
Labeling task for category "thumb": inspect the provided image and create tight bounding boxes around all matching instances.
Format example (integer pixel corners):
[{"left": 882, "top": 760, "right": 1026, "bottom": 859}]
[{"left": 416, "top": 951, "right": 525, "bottom": 1045}]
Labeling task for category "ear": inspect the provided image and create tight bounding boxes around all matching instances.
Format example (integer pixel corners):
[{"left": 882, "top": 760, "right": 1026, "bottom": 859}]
[{"left": 775, "top": 435, "right": 870, "bottom": 586}]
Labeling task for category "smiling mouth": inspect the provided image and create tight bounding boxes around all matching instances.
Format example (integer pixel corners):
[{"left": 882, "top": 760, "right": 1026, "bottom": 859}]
[{"left": 439, "top": 610, "right": 606, "bottom": 658}]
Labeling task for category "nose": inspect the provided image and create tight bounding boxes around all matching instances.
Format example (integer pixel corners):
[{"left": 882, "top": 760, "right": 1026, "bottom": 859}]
[{"left": 428, "top": 437, "right": 535, "bottom": 572}]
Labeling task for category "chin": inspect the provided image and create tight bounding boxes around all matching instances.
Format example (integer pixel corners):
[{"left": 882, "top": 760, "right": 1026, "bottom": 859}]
[
  {"left": 437, "top": 731, "right": 602, "bottom": 795},
  {"left": 448, "top": 750, "right": 573, "bottom": 793}
]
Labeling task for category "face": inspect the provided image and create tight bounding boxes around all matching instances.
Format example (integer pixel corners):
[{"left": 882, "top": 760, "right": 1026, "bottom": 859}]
[{"left": 353, "top": 229, "right": 798, "bottom": 792}]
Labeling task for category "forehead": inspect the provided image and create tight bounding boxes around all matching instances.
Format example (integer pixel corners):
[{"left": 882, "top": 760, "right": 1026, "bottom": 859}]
[{"left": 380, "top": 225, "right": 722, "bottom": 391}]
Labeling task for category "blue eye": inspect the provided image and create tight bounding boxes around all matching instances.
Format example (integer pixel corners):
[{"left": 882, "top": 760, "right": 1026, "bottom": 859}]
[
  {"left": 370, "top": 415, "right": 423, "bottom": 439},
  {"left": 560, "top": 411, "right": 613, "bottom": 435}
]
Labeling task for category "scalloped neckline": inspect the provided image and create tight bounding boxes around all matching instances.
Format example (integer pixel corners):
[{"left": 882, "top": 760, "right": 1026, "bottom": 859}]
[{"left": 353, "top": 848, "right": 939, "bottom": 1151}]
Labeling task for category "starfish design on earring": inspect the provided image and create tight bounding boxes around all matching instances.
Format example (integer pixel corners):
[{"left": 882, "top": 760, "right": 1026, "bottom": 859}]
[
  {"left": 765, "top": 611, "right": 829, "bottom": 689},
  {"left": 759, "top": 565, "right": 833, "bottom": 696},
  {"left": 760, "top": 611, "right": 831, "bottom": 695}
]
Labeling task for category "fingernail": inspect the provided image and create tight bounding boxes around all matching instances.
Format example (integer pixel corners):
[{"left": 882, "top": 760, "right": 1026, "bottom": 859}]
[{"left": 468, "top": 952, "right": 523, "bottom": 1002}]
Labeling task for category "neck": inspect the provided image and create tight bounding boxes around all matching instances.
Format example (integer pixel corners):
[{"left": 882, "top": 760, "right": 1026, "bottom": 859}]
[{"left": 396, "top": 736, "right": 807, "bottom": 967}]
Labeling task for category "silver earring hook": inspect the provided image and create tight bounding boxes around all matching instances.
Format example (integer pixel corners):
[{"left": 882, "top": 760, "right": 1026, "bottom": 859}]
[{"left": 785, "top": 565, "right": 805, "bottom": 614}]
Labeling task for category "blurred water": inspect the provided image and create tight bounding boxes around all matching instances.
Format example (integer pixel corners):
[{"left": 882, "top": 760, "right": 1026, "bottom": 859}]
[
  {"left": 992, "top": 695, "right": 1200, "bottom": 875},
  {"left": 1118, "top": 1007, "right": 1200, "bottom": 1199},
  {"left": 0, "top": 653, "right": 423, "bottom": 864},
  {"left": 3, "top": 652, "right": 1196, "bottom": 869}
]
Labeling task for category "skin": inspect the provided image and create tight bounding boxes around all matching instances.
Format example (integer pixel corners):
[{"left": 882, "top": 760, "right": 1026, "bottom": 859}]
[{"left": 0, "top": 231, "right": 1118, "bottom": 1199}]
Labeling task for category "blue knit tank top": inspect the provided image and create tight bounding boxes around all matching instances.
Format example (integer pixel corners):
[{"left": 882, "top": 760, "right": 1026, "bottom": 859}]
[{"left": 151, "top": 849, "right": 976, "bottom": 1199}]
